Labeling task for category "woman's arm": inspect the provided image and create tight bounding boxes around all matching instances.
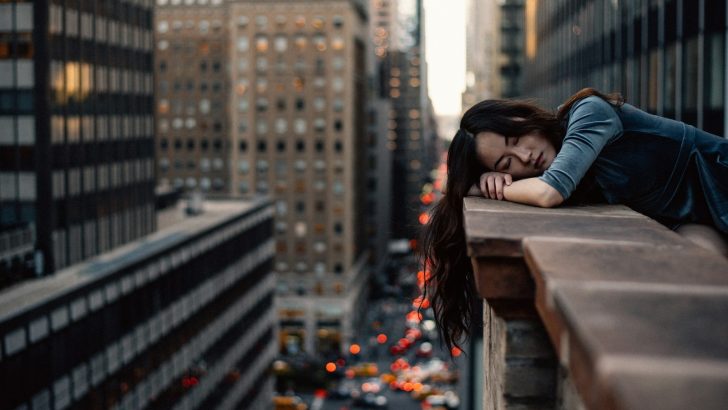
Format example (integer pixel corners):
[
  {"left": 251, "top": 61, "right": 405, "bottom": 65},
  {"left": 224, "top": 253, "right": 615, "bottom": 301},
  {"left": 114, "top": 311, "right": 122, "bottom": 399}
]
[
  {"left": 503, "top": 177, "right": 564, "bottom": 207},
  {"left": 477, "top": 172, "right": 564, "bottom": 207}
]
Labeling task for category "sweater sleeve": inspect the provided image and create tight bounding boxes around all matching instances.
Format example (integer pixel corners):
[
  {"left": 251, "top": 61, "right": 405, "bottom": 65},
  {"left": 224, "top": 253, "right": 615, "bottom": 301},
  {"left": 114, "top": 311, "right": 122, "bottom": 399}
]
[{"left": 538, "top": 96, "right": 623, "bottom": 199}]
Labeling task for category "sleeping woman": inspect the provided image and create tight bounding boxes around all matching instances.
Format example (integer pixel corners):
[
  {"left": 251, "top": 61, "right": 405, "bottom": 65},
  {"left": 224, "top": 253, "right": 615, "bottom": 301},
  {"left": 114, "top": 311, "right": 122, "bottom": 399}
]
[{"left": 420, "top": 87, "right": 728, "bottom": 352}]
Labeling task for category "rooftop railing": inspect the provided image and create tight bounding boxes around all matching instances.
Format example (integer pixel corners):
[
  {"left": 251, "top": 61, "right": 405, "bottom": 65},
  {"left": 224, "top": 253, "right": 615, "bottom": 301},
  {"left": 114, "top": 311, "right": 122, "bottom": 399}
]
[{"left": 463, "top": 197, "right": 728, "bottom": 410}]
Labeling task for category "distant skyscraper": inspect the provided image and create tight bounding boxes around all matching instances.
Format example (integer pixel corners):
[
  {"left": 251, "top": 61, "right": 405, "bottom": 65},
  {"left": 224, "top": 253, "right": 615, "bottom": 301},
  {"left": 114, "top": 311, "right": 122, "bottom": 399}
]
[
  {"left": 463, "top": 0, "right": 501, "bottom": 107},
  {"left": 382, "top": 0, "right": 438, "bottom": 241},
  {"left": 0, "top": 1, "right": 156, "bottom": 280},
  {"left": 370, "top": 0, "right": 400, "bottom": 60},
  {"left": 499, "top": 0, "right": 525, "bottom": 98},
  {"left": 154, "top": 2, "right": 231, "bottom": 195},
  {"left": 155, "top": 0, "right": 371, "bottom": 355}
]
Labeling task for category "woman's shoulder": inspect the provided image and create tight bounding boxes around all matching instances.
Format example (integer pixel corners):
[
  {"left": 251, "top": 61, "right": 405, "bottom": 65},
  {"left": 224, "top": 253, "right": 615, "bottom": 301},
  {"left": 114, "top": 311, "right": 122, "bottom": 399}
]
[{"left": 569, "top": 95, "right": 618, "bottom": 116}]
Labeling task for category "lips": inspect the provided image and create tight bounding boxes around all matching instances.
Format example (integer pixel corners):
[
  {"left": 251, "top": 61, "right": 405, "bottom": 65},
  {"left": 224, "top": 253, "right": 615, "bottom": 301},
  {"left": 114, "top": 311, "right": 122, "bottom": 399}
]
[{"left": 534, "top": 152, "right": 544, "bottom": 168}]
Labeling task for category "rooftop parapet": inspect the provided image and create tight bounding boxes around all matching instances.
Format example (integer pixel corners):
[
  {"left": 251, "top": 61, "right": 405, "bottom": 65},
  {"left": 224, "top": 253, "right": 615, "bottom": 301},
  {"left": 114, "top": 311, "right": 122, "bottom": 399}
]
[{"left": 463, "top": 197, "right": 728, "bottom": 410}]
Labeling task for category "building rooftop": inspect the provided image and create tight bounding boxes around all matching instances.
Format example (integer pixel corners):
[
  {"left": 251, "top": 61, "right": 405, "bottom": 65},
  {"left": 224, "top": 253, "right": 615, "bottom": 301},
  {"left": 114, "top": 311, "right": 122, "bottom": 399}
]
[{"left": 0, "top": 198, "right": 270, "bottom": 322}]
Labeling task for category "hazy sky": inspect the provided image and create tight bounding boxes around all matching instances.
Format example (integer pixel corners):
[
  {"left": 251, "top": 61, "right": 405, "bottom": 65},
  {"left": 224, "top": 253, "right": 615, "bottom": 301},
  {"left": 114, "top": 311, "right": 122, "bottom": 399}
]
[{"left": 424, "top": 0, "right": 465, "bottom": 117}]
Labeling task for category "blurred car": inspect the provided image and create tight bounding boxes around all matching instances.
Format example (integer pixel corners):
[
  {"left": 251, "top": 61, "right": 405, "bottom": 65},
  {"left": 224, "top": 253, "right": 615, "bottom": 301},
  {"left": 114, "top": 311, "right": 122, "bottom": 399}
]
[
  {"left": 416, "top": 342, "right": 433, "bottom": 358},
  {"left": 273, "top": 395, "right": 307, "bottom": 410},
  {"left": 361, "top": 377, "right": 383, "bottom": 394},
  {"left": 329, "top": 380, "right": 357, "bottom": 399},
  {"left": 352, "top": 392, "right": 388, "bottom": 408},
  {"left": 389, "top": 343, "right": 405, "bottom": 355},
  {"left": 351, "top": 362, "right": 379, "bottom": 377}
]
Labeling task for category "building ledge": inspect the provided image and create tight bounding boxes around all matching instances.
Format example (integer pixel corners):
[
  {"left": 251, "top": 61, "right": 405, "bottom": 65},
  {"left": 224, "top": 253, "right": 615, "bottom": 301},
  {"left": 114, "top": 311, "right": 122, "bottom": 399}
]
[{"left": 463, "top": 197, "right": 728, "bottom": 409}]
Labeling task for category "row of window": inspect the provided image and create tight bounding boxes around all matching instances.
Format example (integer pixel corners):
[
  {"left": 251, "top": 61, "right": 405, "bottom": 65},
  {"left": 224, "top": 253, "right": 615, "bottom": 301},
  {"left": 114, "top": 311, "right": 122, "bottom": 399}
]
[
  {"left": 51, "top": 160, "right": 154, "bottom": 199},
  {"left": 157, "top": 0, "right": 224, "bottom": 7},
  {"left": 51, "top": 61, "right": 154, "bottom": 98},
  {"left": 49, "top": 6, "right": 153, "bottom": 51},
  {"left": 0, "top": 3, "right": 32, "bottom": 33},
  {"left": 52, "top": 205, "right": 155, "bottom": 270},
  {"left": 230, "top": 14, "right": 344, "bottom": 31},
  {"left": 51, "top": 115, "right": 154, "bottom": 143},
  {"left": 0, "top": 115, "right": 34, "bottom": 145},
  {"left": 159, "top": 137, "right": 345, "bottom": 154}
]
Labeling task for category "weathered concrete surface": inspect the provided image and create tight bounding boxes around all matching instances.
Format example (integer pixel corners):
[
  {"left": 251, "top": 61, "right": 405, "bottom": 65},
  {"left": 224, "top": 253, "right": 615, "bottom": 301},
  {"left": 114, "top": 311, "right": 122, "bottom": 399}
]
[{"left": 464, "top": 197, "right": 728, "bottom": 410}]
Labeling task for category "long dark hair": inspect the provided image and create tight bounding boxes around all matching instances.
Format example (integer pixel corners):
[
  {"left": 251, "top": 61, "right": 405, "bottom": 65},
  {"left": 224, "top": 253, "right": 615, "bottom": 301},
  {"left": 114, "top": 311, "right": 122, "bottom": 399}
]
[{"left": 420, "top": 88, "right": 622, "bottom": 354}]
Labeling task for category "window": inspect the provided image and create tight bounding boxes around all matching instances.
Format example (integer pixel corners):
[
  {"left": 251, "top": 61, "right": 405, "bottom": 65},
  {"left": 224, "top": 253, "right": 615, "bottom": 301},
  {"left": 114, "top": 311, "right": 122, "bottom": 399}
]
[
  {"left": 314, "top": 118, "right": 325, "bottom": 132},
  {"left": 295, "top": 140, "right": 305, "bottom": 152},
  {"left": 276, "top": 140, "right": 286, "bottom": 152},
  {"left": 274, "top": 35, "right": 287, "bottom": 52},
  {"left": 331, "top": 36, "right": 344, "bottom": 50},
  {"left": 255, "top": 36, "right": 269, "bottom": 52},
  {"left": 200, "top": 158, "right": 210, "bottom": 172},
  {"left": 256, "top": 97, "right": 268, "bottom": 112},
  {"left": 238, "top": 160, "right": 250, "bottom": 173},
  {"left": 294, "top": 34, "right": 307, "bottom": 50},
  {"left": 256, "top": 119, "right": 268, "bottom": 135},
  {"left": 275, "top": 118, "right": 287, "bottom": 134},
  {"left": 239, "top": 181, "right": 249, "bottom": 194},
  {"left": 295, "top": 98, "right": 305, "bottom": 111},
  {"left": 294, "top": 119, "right": 306, "bottom": 134},
  {"left": 313, "top": 34, "right": 326, "bottom": 51},
  {"left": 257, "top": 140, "right": 267, "bottom": 152}
]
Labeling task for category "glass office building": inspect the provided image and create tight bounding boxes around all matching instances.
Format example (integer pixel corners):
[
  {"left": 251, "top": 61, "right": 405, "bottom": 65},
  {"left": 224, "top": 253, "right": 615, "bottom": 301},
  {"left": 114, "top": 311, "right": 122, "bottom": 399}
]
[
  {"left": 0, "top": 0, "right": 157, "bottom": 281},
  {"left": 522, "top": 0, "right": 727, "bottom": 137},
  {"left": 0, "top": 199, "right": 276, "bottom": 410}
]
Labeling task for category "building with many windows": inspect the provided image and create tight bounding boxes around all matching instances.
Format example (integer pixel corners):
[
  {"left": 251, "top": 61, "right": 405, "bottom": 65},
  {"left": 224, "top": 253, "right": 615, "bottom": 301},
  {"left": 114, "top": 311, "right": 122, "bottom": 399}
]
[
  {"left": 0, "top": 198, "right": 276, "bottom": 410},
  {"left": 0, "top": 1, "right": 157, "bottom": 280},
  {"left": 384, "top": 0, "right": 440, "bottom": 241},
  {"left": 522, "top": 0, "right": 727, "bottom": 136},
  {"left": 155, "top": 0, "right": 371, "bottom": 356},
  {"left": 462, "top": 0, "right": 502, "bottom": 107}
]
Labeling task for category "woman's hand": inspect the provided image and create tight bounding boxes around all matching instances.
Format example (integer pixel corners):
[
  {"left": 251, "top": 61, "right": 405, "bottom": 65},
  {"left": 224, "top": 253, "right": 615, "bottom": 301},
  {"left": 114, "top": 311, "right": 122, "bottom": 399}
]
[{"left": 479, "top": 172, "right": 513, "bottom": 200}]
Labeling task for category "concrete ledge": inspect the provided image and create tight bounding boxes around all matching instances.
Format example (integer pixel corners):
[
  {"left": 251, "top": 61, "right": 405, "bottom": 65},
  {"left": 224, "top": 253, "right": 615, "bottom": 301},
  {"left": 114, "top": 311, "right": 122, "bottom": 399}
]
[{"left": 463, "top": 197, "right": 728, "bottom": 410}]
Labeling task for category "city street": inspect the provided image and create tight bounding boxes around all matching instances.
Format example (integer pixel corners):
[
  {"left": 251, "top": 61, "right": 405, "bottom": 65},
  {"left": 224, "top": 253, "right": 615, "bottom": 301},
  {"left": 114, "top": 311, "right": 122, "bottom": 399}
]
[{"left": 299, "top": 293, "right": 462, "bottom": 410}]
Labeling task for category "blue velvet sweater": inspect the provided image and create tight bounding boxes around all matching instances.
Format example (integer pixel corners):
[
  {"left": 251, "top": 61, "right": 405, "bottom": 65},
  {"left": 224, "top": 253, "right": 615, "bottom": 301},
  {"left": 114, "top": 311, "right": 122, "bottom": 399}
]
[{"left": 539, "top": 96, "right": 728, "bottom": 234}]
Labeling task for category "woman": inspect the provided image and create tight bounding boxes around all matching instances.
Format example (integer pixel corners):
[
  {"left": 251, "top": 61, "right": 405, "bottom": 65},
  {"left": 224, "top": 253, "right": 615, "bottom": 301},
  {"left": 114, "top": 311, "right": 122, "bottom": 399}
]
[{"left": 420, "top": 88, "right": 728, "bottom": 352}]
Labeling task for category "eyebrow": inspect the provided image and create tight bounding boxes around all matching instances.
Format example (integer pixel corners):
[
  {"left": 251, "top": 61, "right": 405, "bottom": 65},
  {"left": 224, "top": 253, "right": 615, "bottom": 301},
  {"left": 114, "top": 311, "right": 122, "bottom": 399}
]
[{"left": 493, "top": 137, "right": 508, "bottom": 170}]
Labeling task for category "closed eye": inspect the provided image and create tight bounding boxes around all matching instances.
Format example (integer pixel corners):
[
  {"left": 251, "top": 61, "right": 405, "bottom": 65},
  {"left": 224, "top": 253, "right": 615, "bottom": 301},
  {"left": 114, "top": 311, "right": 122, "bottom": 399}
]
[{"left": 503, "top": 158, "right": 512, "bottom": 170}]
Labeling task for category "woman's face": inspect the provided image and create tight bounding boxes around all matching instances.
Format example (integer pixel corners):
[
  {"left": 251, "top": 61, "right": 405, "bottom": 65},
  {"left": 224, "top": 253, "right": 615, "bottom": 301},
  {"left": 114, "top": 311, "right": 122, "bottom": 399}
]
[{"left": 474, "top": 130, "right": 556, "bottom": 179}]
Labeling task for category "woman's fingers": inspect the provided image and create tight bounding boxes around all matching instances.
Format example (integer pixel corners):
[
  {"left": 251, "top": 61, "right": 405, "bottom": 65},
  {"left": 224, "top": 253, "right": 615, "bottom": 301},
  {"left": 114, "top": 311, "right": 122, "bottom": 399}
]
[
  {"left": 479, "top": 174, "right": 489, "bottom": 198},
  {"left": 479, "top": 172, "right": 512, "bottom": 200},
  {"left": 487, "top": 175, "right": 497, "bottom": 198},
  {"left": 494, "top": 177, "right": 504, "bottom": 200}
]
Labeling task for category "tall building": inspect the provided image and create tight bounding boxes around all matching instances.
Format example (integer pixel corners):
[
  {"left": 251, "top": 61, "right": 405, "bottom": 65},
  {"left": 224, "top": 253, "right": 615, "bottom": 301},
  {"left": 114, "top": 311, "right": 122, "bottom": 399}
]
[
  {"left": 0, "top": 1, "right": 157, "bottom": 280},
  {"left": 500, "top": 0, "right": 525, "bottom": 98},
  {"left": 155, "top": 0, "right": 371, "bottom": 356},
  {"left": 522, "top": 0, "right": 728, "bottom": 136},
  {"left": 384, "top": 0, "right": 439, "bottom": 241},
  {"left": 462, "top": 0, "right": 501, "bottom": 108},
  {"left": 370, "top": 0, "right": 400, "bottom": 60},
  {"left": 0, "top": 198, "right": 276, "bottom": 410},
  {"left": 154, "top": 1, "right": 231, "bottom": 195}
]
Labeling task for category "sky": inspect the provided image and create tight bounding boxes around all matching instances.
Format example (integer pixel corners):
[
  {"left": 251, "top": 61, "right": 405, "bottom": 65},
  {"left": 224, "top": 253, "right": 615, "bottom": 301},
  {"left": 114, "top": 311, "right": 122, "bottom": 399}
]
[{"left": 424, "top": 0, "right": 466, "bottom": 117}]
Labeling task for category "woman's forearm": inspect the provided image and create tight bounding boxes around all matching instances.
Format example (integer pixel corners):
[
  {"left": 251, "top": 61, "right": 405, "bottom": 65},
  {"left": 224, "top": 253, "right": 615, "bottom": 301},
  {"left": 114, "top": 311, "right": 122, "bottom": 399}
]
[{"left": 502, "top": 178, "right": 564, "bottom": 207}]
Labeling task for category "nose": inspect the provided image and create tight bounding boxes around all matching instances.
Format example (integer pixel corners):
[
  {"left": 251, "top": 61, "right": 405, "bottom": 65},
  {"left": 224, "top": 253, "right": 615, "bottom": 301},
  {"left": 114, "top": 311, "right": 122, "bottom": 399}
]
[{"left": 511, "top": 146, "right": 532, "bottom": 164}]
